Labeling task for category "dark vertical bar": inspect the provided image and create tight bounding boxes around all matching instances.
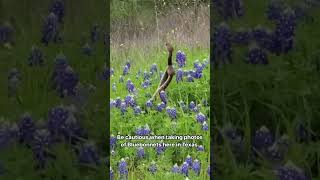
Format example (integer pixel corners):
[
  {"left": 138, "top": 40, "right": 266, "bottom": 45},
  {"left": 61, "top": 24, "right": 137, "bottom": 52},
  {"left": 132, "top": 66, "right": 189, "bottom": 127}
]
[
  {"left": 210, "top": 0, "right": 214, "bottom": 179},
  {"left": 106, "top": 0, "right": 110, "bottom": 178}
]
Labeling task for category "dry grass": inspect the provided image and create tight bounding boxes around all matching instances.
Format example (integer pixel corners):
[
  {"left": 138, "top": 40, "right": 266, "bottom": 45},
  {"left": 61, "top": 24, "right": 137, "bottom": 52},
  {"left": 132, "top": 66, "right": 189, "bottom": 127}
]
[{"left": 110, "top": 4, "right": 209, "bottom": 59}]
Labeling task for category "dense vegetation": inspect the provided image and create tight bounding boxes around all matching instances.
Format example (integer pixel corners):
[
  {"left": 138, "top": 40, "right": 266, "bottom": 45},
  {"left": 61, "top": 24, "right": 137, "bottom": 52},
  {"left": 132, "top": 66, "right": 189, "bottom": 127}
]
[
  {"left": 213, "top": 0, "right": 320, "bottom": 179},
  {"left": 0, "top": 0, "right": 108, "bottom": 179}
]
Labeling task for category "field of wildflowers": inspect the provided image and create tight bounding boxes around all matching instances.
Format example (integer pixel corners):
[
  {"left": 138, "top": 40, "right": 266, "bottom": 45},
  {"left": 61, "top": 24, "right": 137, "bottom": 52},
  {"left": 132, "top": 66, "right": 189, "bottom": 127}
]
[
  {"left": 110, "top": 46, "right": 210, "bottom": 179},
  {"left": 0, "top": 0, "right": 108, "bottom": 179},
  {"left": 110, "top": 1, "right": 210, "bottom": 179},
  {"left": 213, "top": 0, "right": 320, "bottom": 179}
]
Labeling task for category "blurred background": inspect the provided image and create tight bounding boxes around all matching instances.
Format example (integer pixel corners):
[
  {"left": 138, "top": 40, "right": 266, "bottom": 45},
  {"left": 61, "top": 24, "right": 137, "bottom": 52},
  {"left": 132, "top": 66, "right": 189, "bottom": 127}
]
[{"left": 0, "top": 0, "right": 109, "bottom": 179}]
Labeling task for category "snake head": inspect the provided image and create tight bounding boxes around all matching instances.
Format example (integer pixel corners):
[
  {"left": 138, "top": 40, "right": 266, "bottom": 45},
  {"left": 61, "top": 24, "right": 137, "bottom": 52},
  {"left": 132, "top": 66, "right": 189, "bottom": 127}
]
[{"left": 165, "top": 42, "right": 174, "bottom": 53}]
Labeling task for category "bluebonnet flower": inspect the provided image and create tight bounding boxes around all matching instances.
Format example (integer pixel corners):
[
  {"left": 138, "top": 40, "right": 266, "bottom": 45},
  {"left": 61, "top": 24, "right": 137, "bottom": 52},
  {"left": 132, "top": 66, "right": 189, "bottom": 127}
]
[
  {"left": 134, "top": 106, "right": 141, "bottom": 115},
  {"left": 266, "top": 0, "right": 284, "bottom": 21},
  {"left": 232, "top": 28, "right": 251, "bottom": 45},
  {"left": 57, "top": 66, "right": 79, "bottom": 97},
  {"left": 137, "top": 147, "right": 145, "bottom": 158},
  {"left": 176, "top": 50, "right": 186, "bottom": 67},
  {"left": 144, "top": 70, "right": 150, "bottom": 80},
  {"left": 41, "top": 13, "right": 60, "bottom": 45},
  {"left": 189, "top": 101, "right": 196, "bottom": 110},
  {"left": 193, "top": 104, "right": 200, "bottom": 113},
  {"left": 110, "top": 99, "right": 117, "bottom": 109},
  {"left": 18, "top": 114, "right": 36, "bottom": 144},
  {"left": 148, "top": 161, "right": 157, "bottom": 174},
  {"left": 90, "top": 24, "right": 99, "bottom": 43},
  {"left": 125, "top": 62, "right": 131, "bottom": 70},
  {"left": 145, "top": 99, "right": 153, "bottom": 108},
  {"left": 126, "top": 80, "right": 135, "bottom": 93},
  {"left": 123, "top": 65, "right": 129, "bottom": 75},
  {"left": 185, "top": 155, "right": 192, "bottom": 166},
  {"left": 275, "top": 8, "right": 296, "bottom": 39},
  {"left": 50, "top": 55, "right": 74, "bottom": 92},
  {"left": 0, "top": 22, "right": 14, "bottom": 44},
  {"left": 159, "top": 91, "right": 167, "bottom": 104},
  {"left": 273, "top": 8, "right": 297, "bottom": 54},
  {"left": 192, "top": 71, "right": 202, "bottom": 79},
  {"left": 32, "top": 129, "right": 52, "bottom": 168},
  {"left": 118, "top": 158, "right": 128, "bottom": 178},
  {"left": 135, "top": 124, "right": 151, "bottom": 136},
  {"left": 193, "top": 60, "right": 201, "bottom": 69},
  {"left": 213, "top": 23, "right": 232, "bottom": 65},
  {"left": 155, "top": 143, "right": 166, "bottom": 155},
  {"left": 143, "top": 124, "right": 151, "bottom": 135},
  {"left": 82, "top": 43, "right": 93, "bottom": 56},
  {"left": 110, "top": 134, "right": 116, "bottom": 150},
  {"left": 207, "top": 166, "right": 210, "bottom": 176},
  {"left": 172, "top": 163, "right": 180, "bottom": 173},
  {"left": 7, "top": 68, "right": 21, "bottom": 97},
  {"left": 202, "top": 122, "right": 209, "bottom": 131},
  {"left": 157, "top": 102, "right": 166, "bottom": 112},
  {"left": 78, "top": 142, "right": 100, "bottom": 165},
  {"left": 195, "top": 62, "right": 204, "bottom": 73},
  {"left": 28, "top": 46, "right": 45, "bottom": 66},
  {"left": 252, "top": 126, "right": 274, "bottom": 151},
  {"left": 142, "top": 80, "right": 151, "bottom": 89},
  {"left": 276, "top": 161, "right": 309, "bottom": 180},
  {"left": 176, "top": 68, "right": 183, "bottom": 82},
  {"left": 192, "top": 159, "right": 201, "bottom": 176},
  {"left": 197, "top": 145, "right": 204, "bottom": 151},
  {"left": 115, "top": 97, "right": 122, "bottom": 108},
  {"left": 112, "top": 83, "right": 116, "bottom": 91},
  {"left": 181, "top": 162, "right": 189, "bottom": 176},
  {"left": 150, "top": 63, "right": 158, "bottom": 74},
  {"left": 0, "top": 121, "right": 18, "bottom": 149},
  {"left": 119, "top": 75, "right": 124, "bottom": 83},
  {"left": 247, "top": 45, "right": 268, "bottom": 65},
  {"left": 47, "top": 106, "right": 69, "bottom": 138},
  {"left": 101, "top": 64, "right": 109, "bottom": 80},
  {"left": 187, "top": 75, "right": 194, "bottom": 82},
  {"left": 49, "top": 0, "right": 65, "bottom": 23},
  {"left": 61, "top": 112, "right": 86, "bottom": 143},
  {"left": 196, "top": 113, "right": 207, "bottom": 123},
  {"left": 166, "top": 107, "right": 177, "bottom": 119},
  {"left": 125, "top": 95, "right": 136, "bottom": 107},
  {"left": 120, "top": 102, "right": 127, "bottom": 114}
]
